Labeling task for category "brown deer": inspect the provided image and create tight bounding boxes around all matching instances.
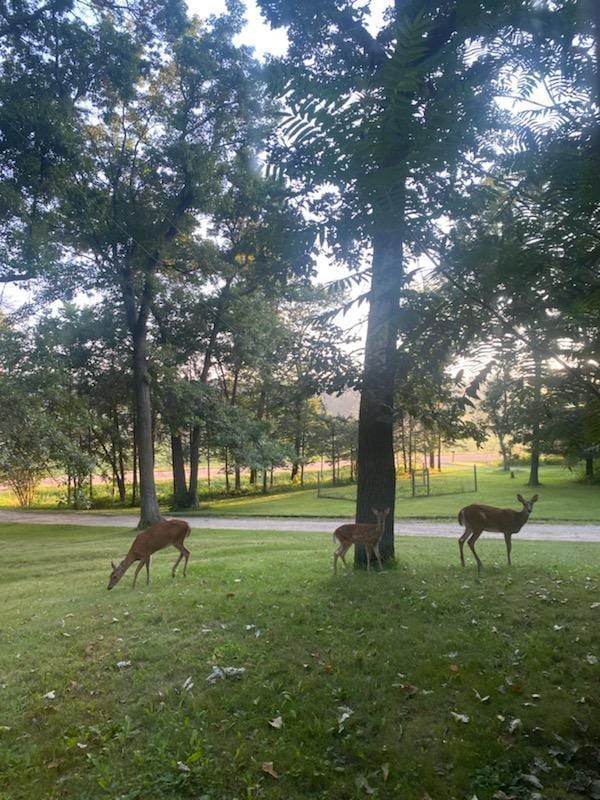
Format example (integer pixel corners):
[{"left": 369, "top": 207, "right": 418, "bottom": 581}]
[
  {"left": 458, "top": 494, "right": 538, "bottom": 572},
  {"left": 107, "top": 519, "right": 191, "bottom": 590},
  {"left": 333, "top": 508, "right": 390, "bottom": 574}
]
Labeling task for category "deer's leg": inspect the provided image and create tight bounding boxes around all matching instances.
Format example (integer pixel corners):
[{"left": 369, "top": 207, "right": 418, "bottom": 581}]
[
  {"left": 172, "top": 544, "right": 191, "bottom": 577},
  {"left": 504, "top": 532, "right": 512, "bottom": 566},
  {"left": 365, "top": 543, "right": 372, "bottom": 572},
  {"left": 336, "top": 543, "right": 351, "bottom": 574},
  {"left": 145, "top": 557, "right": 150, "bottom": 585},
  {"left": 132, "top": 559, "right": 144, "bottom": 588},
  {"left": 467, "top": 531, "right": 483, "bottom": 573},
  {"left": 172, "top": 551, "right": 184, "bottom": 577},
  {"left": 459, "top": 528, "right": 471, "bottom": 567},
  {"left": 373, "top": 541, "right": 383, "bottom": 571}
]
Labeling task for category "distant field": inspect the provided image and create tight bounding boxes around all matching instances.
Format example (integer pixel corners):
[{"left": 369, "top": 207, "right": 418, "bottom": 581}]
[
  {"left": 188, "top": 466, "right": 600, "bottom": 522},
  {"left": 1, "top": 523, "right": 599, "bottom": 800},
  {"left": 1, "top": 465, "right": 598, "bottom": 524}
]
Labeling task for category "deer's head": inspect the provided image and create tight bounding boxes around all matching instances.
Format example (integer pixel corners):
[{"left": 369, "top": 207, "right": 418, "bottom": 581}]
[
  {"left": 517, "top": 494, "right": 538, "bottom": 515},
  {"left": 107, "top": 560, "right": 126, "bottom": 590},
  {"left": 371, "top": 507, "right": 390, "bottom": 525}
]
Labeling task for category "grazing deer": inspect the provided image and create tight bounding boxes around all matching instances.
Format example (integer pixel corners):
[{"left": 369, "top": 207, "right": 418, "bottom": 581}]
[
  {"left": 107, "top": 519, "right": 191, "bottom": 590},
  {"left": 333, "top": 508, "right": 390, "bottom": 574},
  {"left": 458, "top": 494, "right": 538, "bottom": 572}
]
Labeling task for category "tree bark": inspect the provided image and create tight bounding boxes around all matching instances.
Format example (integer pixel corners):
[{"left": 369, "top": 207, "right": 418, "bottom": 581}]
[
  {"left": 124, "top": 275, "right": 162, "bottom": 528},
  {"left": 188, "top": 424, "right": 201, "bottom": 507},
  {"left": 188, "top": 278, "right": 233, "bottom": 502},
  {"left": 355, "top": 219, "right": 403, "bottom": 566},
  {"left": 171, "top": 432, "right": 188, "bottom": 508},
  {"left": 528, "top": 351, "right": 542, "bottom": 488}
]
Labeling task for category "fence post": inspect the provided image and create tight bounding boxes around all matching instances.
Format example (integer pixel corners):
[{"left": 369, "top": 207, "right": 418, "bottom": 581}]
[{"left": 473, "top": 464, "right": 478, "bottom": 493}]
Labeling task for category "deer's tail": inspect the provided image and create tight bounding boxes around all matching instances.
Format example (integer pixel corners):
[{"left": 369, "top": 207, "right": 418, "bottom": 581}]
[{"left": 458, "top": 509, "right": 464, "bottom": 526}]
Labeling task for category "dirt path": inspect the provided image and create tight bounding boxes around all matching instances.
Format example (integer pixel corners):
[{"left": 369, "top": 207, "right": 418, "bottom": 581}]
[{"left": 0, "top": 509, "right": 599, "bottom": 542}]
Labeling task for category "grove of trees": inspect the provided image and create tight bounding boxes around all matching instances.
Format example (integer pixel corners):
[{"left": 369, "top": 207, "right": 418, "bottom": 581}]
[{"left": 0, "top": 0, "right": 597, "bottom": 560}]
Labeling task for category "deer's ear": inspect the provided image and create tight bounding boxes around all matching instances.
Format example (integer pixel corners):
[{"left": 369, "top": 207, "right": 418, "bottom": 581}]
[
  {"left": 531, "top": 494, "right": 539, "bottom": 503},
  {"left": 383, "top": 507, "right": 390, "bottom": 515},
  {"left": 516, "top": 494, "right": 525, "bottom": 504},
  {"left": 111, "top": 561, "right": 116, "bottom": 570},
  {"left": 371, "top": 507, "right": 378, "bottom": 516}
]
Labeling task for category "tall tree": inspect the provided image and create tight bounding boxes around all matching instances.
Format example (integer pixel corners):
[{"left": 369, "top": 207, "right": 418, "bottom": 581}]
[
  {"left": 49, "top": 8, "right": 262, "bottom": 525},
  {"left": 257, "top": 0, "right": 525, "bottom": 563}
]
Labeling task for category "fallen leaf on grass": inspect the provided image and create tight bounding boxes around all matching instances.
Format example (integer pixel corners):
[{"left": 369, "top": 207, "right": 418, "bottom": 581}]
[
  {"left": 508, "top": 719, "right": 522, "bottom": 735},
  {"left": 261, "top": 761, "right": 279, "bottom": 779},
  {"left": 382, "top": 763, "right": 390, "bottom": 782},
  {"left": 269, "top": 716, "right": 283, "bottom": 729},
  {"left": 182, "top": 676, "right": 194, "bottom": 691},
  {"left": 116, "top": 661, "right": 132, "bottom": 669},
  {"left": 206, "top": 666, "right": 246, "bottom": 684},
  {"left": 43, "top": 690, "right": 56, "bottom": 700},
  {"left": 521, "top": 774, "right": 543, "bottom": 790},
  {"left": 356, "top": 775, "right": 375, "bottom": 795},
  {"left": 177, "top": 761, "right": 191, "bottom": 773},
  {"left": 337, "top": 706, "right": 354, "bottom": 733},
  {"left": 473, "top": 690, "right": 490, "bottom": 703},
  {"left": 585, "top": 654, "right": 598, "bottom": 665},
  {"left": 451, "top": 712, "right": 469, "bottom": 723},
  {"left": 225, "top": 592, "right": 236, "bottom": 599},
  {"left": 449, "top": 665, "right": 460, "bottom": 673}
]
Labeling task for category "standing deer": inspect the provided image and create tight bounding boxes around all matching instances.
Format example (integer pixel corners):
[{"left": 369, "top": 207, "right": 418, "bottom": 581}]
[
  {"left": 458, "top": 494, "right": 538, "bottom": 572},
  {"left": 107, "top": 519, "right": 191, "bottom": 590},
  {"left": 333, "top": 508, "right": 390, "bottom": 574}
]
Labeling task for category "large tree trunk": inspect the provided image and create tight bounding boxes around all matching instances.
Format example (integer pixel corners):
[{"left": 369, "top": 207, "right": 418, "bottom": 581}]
[
  {"left": 355, "top": 220, "right": 403, "bottom": 566},
  {"left": 171, "top": 432, "right": 188, "bottom": 508}
]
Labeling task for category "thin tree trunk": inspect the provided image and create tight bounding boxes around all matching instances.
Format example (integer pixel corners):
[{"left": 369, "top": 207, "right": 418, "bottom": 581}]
[
  {"left": 187, "top": 279, "right": 234, "bottom": 503},
  {"left": 585, "top": 455, "right": 594, "bottom": 480},
  {"left": 124, "top": 274, "right": 162, "bottom": 528},
  {"left": 188, "top": 424, "right": 201, "bottom": 507},
  {"left": 355, "top": 216, "right": 404, "bottom": 566},
  {"left": 133, "top": 324, "right": 162, "bottom": 526},
  {"left": 528, "top": 350, "right": 542, "bottom": 488},
  {"left": 171, "top": 433, "right": 188, "bottom": 508},
  {"left": 131, "top": 412, "right": 138, "bottom": 506},
  {"left": 400, "top": 413, "right": 407, "bottom": 472}
]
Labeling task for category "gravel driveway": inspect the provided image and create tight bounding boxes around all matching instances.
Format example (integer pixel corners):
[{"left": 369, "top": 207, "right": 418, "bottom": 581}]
[{"left": 0, "top": 509, "right": 599, "bottom": 542}]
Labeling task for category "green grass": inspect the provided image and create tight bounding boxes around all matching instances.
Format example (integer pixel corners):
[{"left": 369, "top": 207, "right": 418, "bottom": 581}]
[
  {"left": 1, "top": 523, "right": 599, "bottom": 800},
  {"left": 186, "top": 465, "right": 600, "bottom": 522},
  {"left": 3, "top": 466, "right": 598, "bottom": 523}
]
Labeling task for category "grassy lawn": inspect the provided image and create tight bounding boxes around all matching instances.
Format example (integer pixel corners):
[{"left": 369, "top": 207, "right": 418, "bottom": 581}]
[
  {"left": 1, "top": 523, "right": 599, "bottom": 800},
  {"left": 186, "top": 466, "right": 600, "bottom": 522}
]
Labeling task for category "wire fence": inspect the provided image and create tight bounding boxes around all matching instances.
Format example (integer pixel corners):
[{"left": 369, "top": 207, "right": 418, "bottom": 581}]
[{"left": 317, "top": 465, "right": 478, "bottom": 502}]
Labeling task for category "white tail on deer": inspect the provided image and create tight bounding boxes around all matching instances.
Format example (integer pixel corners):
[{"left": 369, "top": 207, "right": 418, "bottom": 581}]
[
  {"left": 333, "top": 508, "right": 390, "bottom": 574},
  {"left": 108, "top": 519, "right": 191, "bottom": 589},
  {"left": 458, "top": 494, "right": 538, "bottom": 572}
]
